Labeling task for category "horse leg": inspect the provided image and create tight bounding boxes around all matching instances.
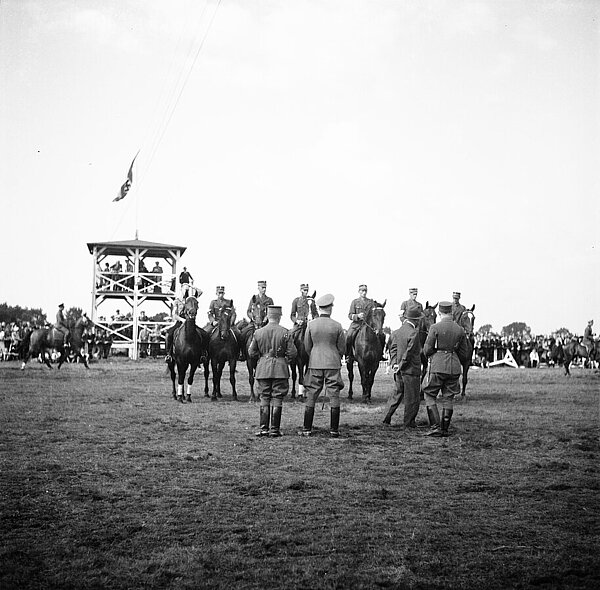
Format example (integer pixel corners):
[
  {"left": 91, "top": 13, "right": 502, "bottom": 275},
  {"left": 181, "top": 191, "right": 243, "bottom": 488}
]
[
  {"left": 211, "top": 359, "right": 221, "bottom": 400},
  {"left": 229, "top": 360, "right": 238, "bottom": 399},
  {"left": 247, "top": 358, "right": 257, "bottom": 402},
  {"left": 346, "top": 358, "right": 354, "bottom": 399},
  {"left": 57, "top": 348, "right": 67, "bottom": 370},
  {"left": 290, "top": 361, "right": 297, "bottom": 398},
  {"left": 169, "top": 361, "right": 177, "bottom": 399},
  {"left": 203, "top": 359, "right": 210, "bottom": 397},
  {"left": 177, "top": 363, "right": 186, "bottom": 402},
  {"left": 187, "top": 363, "right": 197, "bottom": 402}
]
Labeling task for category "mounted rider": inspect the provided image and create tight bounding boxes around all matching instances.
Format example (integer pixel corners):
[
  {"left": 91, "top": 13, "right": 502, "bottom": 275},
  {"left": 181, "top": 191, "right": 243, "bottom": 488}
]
[
  {"left": 55, "top": 303, "right": 70, "bottom": 345},
  {"left": 290, "top": 283, "right": 318, "bottom": 339},
  {"left": 346, "top": 284, "right": 386, "bottom": 360},
  {"left": 208, "top": 286, "right": 243, "bottom": 353},
  {"left": 399, "top": 288, "right": 423, "bottom": 323},
  {"left": 582, "top": 319, "right": 595, "bottom": 355},
  {"left": 164, "top": 285, "right": 203, "bottom": 362},
  {"left": 247, "top": 280, "right": 274, "bottom": 328},
  {"left": 451, "top": 291, "right": 466, "bottom": 324}
]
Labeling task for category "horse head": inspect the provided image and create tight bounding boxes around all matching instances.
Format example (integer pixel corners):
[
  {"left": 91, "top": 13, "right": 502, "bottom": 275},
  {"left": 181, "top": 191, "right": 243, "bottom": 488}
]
[
  {"left": 368, "top": 300, "right": 386, "bottom": 334},
  {"left": 217, "top": 300, "right": 234, "bottom": 340},
  {"left": 184, "top": 296, "right": 199, "bottom": 320},
  {"left": 460, "top": 308, "right": 476, "bottom": 336},
  {"left": 423, "top": 302, "right": 438, "bottom": 329}
]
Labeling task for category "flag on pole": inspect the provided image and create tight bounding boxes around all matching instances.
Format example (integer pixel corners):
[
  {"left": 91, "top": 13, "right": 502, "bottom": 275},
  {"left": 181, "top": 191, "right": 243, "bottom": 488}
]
[{"left": 113, "top": 153, "right": 138, "bottom": 202}]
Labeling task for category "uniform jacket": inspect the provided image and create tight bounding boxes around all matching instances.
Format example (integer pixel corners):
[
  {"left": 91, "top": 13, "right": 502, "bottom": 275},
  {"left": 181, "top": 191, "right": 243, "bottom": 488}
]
[
  {"left": 424, "top": 316, "right": 468, "bottom": 375},
  {"left": 208, "top": 298, "right": 236, "bottom": 324},
  {"left": 452, "top": 302, "right": 467, "bottom": 323},
  {"left": 290, "top": 296, "right": 318, "bottom": 324},
  {"left": 583, "top": 326, "right": 594, "bottom": 342},
  {"left": 247, "top": 294, "right": 274, "bottom": 325},
  {"left": 304, "top": 314, "right": 346, "bottom": 369},
  {"left": 400, "top": 299, "right": 423, "bottom": 315},
  {"left": 56, "top": 310, "right": 68, "bottom": 329},
  {"left": 249, "top": 322, "right": 297, "bottom": 379},
  {"left": 348, "top": 297, "right": 375, "bottom": 325},
  {"left": 389, "top": 320, "right": 422, "bottom": 376}
]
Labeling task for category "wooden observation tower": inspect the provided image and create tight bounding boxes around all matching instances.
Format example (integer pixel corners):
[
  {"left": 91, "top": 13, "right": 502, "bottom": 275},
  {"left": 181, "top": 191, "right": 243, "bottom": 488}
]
[{"left": 87, "top": 239, "right": 187, "bottom": 359}]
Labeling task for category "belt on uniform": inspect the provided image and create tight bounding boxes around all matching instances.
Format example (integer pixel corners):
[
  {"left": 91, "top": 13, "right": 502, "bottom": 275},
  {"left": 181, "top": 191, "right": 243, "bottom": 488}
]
[{"left": 436, "top": 350, "right": 455, "bottom": 353}]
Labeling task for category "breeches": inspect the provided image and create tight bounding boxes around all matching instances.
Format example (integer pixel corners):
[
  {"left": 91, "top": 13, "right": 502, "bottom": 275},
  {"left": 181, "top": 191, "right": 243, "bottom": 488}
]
[
  {"left": 304, "top": 369, "right": 343, "bottom": 408},
  {"left": 257, "top": 378, "right": 289, "bottom": 408},
  {"left": 422, "top": 372, "right": 460, "bottom": 409}
]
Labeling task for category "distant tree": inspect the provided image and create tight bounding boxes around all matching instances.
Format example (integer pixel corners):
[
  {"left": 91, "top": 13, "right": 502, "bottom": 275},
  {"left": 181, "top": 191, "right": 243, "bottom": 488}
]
[
  {"left": 149, "top": 312, "right": 169, "bottom": 322},
  {"left": 0, "top": 302, "right": 47, "bottom": 325},
  {"left": 477, "top": 324, "right": 493, "bottom": 336},
  {"left": 66, "top": 307, "right": 83, "bottom": 325},
  {"left": 502, "top": 322, "right": 531, "bottom": 340},
  {"left": 553, "top": 327, "right": 573, "bottom": 340}
]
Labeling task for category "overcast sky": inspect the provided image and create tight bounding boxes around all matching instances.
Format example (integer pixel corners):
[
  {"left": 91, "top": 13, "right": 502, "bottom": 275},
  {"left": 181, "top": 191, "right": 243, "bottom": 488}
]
[{"left": 1, "top": 0, "right": 598, "bottom": 334}]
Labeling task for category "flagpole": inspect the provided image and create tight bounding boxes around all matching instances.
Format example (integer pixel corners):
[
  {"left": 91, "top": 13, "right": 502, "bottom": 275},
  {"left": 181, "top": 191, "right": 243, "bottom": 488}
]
[{"left": 134, "top": 151, "right": 140, "bottom": 239}]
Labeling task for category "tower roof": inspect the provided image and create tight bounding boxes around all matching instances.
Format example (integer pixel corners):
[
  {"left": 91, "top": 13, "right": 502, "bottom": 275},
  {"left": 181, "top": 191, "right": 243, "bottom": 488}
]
[{"left": 87, "top": 238, "right": 186, "bottom": 257}]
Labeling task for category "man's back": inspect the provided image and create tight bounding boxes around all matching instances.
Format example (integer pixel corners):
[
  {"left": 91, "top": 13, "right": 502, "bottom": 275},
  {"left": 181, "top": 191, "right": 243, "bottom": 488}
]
[{"left": 305, "top": 316, "right": 345, "bottom": 369}]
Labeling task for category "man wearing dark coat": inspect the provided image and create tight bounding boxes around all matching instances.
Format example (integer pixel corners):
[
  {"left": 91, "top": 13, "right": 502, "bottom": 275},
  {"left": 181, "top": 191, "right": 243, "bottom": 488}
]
[
  {"left": 300, "top": 294, "right": 346, "bottom": 438},
  {"left": 249, "top": 306, "right": 297, "bottom": 437},
  {"left": 422, "top": 301, "right": 469, "bottom": 437},
  {"left": 383, "top": 307, "right": 424, "bottom": 428}
]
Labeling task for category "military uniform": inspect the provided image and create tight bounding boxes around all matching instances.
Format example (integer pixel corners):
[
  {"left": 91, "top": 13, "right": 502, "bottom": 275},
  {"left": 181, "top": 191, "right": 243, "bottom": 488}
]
[
  {"left": 55, "top": 304, "right": 70, "bottom": 342},
  {"left": 290, "top": 283, "right": 317, "bottom": 338},
  {"left": 249, "top": 306, "right": 297, "bottom": 437},
  {"left": 208, "top": 297, "right": 236, "bottom": 326},
  {"left": 399, "top": 288, "right": 423, "bottom": 322},
  {"left": 451, "top": 292, "right": 466, "bottom": 324},
  {"left": 247, "top": 281, "right": 274, "bottom": 327},
  {"left": 383, "top": 309, "right": 423, "bottom": 428},
  {"left": 346, "top": 285, "right": 376, "bottom": 355},
  {"left": 583, "top": 322, "right": 594, "bottom": 353},
  {"left": 422, "top": 302, "right": 469, "bottom": 437},
  {"left": 300, "top": 294, "right": 346, "bottom": 437}
]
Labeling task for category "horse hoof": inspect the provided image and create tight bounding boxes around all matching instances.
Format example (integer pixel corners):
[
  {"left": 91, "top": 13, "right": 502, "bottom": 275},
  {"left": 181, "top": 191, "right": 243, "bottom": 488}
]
[
  {"left": 186, "top": 395, "right": 192, "bottom": 403},
  {"left": 211, "top": 396, "right": 218, "bottom": 402}
]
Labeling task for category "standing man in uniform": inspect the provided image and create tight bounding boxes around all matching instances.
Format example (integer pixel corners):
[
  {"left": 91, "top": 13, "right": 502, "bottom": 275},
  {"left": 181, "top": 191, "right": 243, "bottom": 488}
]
[
  {"left": 383, "top": 307, "right": 424, "bottom": 428},
  {"left": 247, "top": 280, "right": 274, "bottom": 327},
  {"left": 451, "top": 291, "right": 466, "bottom": 324},
  {"left": 290, "top": 283, "right": 318, "bottom": 339},
  {"left": 399, "top": 288, "right": 423, "bottom": 323},
  {"left": 422, "top": 301, "right": 469, "bottom": 437},
  {"left": 179, "top": 267, "right": 194, "bottom": 299},
  {"left": 55, "top": 303, "right": 70, "bottom": 345},
  {"left": 249, "top": 306, "right": 297, "bottom": 437},
  {"left": 300, "top": 294, "right": 346, "bottom": 438}
]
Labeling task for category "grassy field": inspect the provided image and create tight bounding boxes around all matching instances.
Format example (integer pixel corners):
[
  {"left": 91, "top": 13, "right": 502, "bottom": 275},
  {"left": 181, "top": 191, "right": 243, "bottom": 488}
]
[{"left": 1, "top": 359, "right": 598, "bottom": 589}]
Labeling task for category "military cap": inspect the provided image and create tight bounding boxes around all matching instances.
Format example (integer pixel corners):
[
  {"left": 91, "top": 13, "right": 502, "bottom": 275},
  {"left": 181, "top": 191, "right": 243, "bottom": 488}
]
[
  {"left": 316, "top": 293, "right": 335, "bottom": 308},
  {"left": 258, "top": 280, "right": 267, "bottom": 287},
  {"left": 266, "top": 305, "right": 282, "bottom": 318},
  {"left": 453, "top": 292, "right": 461, "bottom": 298},
  {"left": 439, "top": 301, "right": 452, "bottom": 313},
  {"left": 405, "top": 307, "right": 424, "bottom": 320},
  {"left": 409, "top": 288, "right": 418, "bottom": 294},
  {"left": 300, "top": 283, "right": 309, "bottom": 290},
  {"left": 358, "top": 284, "right": 368, "bottom": 290},
  {"left": 58, "top": 303, "right": 64, "bottom": 308},
  {"left": 216, "top": 285, "right": 225, "bottom": 293}
]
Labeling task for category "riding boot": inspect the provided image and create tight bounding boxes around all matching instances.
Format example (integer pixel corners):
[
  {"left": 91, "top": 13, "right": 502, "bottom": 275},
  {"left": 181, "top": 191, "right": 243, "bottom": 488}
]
[
  {"left": 330, "top": 407, "right": 341, "bottom": 438},
  {"left": 269, "top": 407, "right": 283, "bottom": 437},
  {"left": 299, "top": 406, "right": 315, "bottom": 436},
  {"left": 255, "top": 405, "right": 270, "bottom": 437},
  {"left": 440, "top": 408, "right": 453, "bottom": 437},
  {"left": 425, "top": 405, "right": 443, "bottom": 436}
]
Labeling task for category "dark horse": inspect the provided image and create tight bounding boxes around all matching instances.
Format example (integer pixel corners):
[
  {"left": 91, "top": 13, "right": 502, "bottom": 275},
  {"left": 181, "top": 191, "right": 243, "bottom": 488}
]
[
  {"left": 290, "top": 291, "right": 316, "bottom": 400},
  {"left": 236, "top": 307, "right": 260, "bottom": 402},
  {"left": 346, "top": 301, "right": 386, "bottom": 403},
  {"left": 457, "top": 306, "right": 476, "bottom": 398},
  {"left": 204, "top": 300, "right": 240, "bottom": 400},
  {"left": 21, "top": 316, "right": 90, "bottom": 370},
  {"left": 562, "top": 340, "right": 597, "bottom": 376},
  {"left": 420, "top": 302, "right": 438, "bottom": 382},
  {"left": 168, "top": 297, "right": 209, "bottom": 403}
]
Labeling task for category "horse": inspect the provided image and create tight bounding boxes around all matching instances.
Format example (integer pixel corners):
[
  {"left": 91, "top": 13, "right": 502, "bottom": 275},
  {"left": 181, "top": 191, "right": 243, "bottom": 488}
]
[
  {"left": 236, "top": 314, "right": 259, "bottom": 402},
  {"left": 21, "top": 316, "right": 90, "bottom": 370},
  {"left": 346, "top": 301, "right": 386, "bottom": 403},
  {"left": 419, "top": 302, "right": 438, "bottom": 382},
  {"left": 204, "top": 301, "right": 240, "bottom": 400},
  {"left": 562, "top": 340, "right": 597, "bottom": 376},
  {"left": 167, "top": 297, "right": 209, "bottom": 403},
  {"left": 290, "top": 321, "right": 310, "bottom": 400},
  {"left": 457, "top": 306, "right": 476, "bottom": 398}
]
